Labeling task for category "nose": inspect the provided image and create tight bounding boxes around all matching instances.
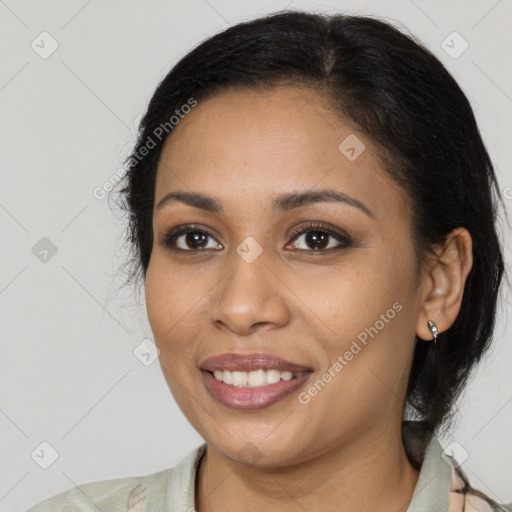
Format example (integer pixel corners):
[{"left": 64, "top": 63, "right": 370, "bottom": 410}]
[{"left": 209, "top": 247, "right": 290, "bottom": 336}]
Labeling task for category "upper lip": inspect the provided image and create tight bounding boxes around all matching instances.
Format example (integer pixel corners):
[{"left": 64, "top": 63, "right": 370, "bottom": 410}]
[{"left": 200, "top": 353, "right": 313, "bottom": 373}]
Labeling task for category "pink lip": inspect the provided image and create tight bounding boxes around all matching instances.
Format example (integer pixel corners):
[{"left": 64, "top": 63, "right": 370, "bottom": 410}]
[
  {"left": 200, "top": 352, "right": 313, "bottom": 373},
  {"left": 201, "top": 369, "right": 312, "bottom": 410}
]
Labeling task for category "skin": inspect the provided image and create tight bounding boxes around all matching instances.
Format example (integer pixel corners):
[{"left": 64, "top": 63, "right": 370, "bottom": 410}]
[{"left": 144, "top": 86, "right": 473, "bottom": 512}]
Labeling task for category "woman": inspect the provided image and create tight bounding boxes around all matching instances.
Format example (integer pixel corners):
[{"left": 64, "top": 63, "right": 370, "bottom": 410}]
[{"left": 27, "top": 10, "right": 511, "bottom": 512}]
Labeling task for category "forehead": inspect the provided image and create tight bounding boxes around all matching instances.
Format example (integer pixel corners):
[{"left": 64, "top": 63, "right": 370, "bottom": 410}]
[{"left": 154, "top": 86, "right": 411, "bottom": 222}]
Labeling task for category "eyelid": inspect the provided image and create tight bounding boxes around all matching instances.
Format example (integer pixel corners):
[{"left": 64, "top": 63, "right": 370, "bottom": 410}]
[
  {"left": 158, "top": 223, "right": 222, "bottom": 250},
  {"left": 159, "top": 221, "right": 353, "bottom": 252},
  {"left": 287, "top": 221, "right": 351, "bottom": 243}
]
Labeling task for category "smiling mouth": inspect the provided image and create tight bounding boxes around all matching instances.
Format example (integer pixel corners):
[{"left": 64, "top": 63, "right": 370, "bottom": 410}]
[
  {"left": 201, "top": 369, "right": 313, "bottom": 410},
  {"left": 199, "top": 352, "right": 314, "bottom": 409},
  {"left": 207, "top": 369, "right": 309, "bottom": 388}
]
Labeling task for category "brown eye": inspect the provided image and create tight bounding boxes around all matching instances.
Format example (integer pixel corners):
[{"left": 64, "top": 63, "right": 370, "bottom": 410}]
[
  {"left": 288, "top": 222, "right": 353, "bottom": 252},
  {"left": 159, "top": 225, "right": 223, "bottom": 252}
]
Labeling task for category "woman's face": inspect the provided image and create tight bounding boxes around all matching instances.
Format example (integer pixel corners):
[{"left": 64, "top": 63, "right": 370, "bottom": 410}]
[{"left": 145, "top": 86, "right": 427, "bottom": 466}]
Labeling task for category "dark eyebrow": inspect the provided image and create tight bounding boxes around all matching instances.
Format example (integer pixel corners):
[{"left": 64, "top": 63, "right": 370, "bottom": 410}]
[{"left": 156, "top": 189, "right": 373, "bottom": 218}]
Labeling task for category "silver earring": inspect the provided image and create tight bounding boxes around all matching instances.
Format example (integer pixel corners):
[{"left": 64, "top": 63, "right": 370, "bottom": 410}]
[{"left": 427, "top": 320, "right": 439, "bottom": 344}]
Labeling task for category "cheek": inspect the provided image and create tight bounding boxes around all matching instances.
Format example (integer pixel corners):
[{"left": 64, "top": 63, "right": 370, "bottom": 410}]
[
  {"left": 144, "top": 257, "right": 204, "bottom": 408},
  {"left": 144, "top": 255, "right": 194, "bottom": 350},
  {"left": 299, "top": 249, "right": 417, "bottom": 389},
  {"left": 145, "top": 261, "right": 171, "bottom": 341},
  {"left": 289, "top": 252, "right": 409, "bottom": 336}
]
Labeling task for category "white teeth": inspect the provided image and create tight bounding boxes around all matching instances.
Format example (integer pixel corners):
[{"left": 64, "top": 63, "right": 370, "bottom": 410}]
[
  {"left": 266, "top": 369, "right": 281, "bottom": 384},
  {"left": 231, "top": 371, "right": 247, "bottom": 387},
  {"left": 210, "top": 369, "right": 306, "bottom": 387},
  {"left": 222, "top": 370, "right": 233, "bottom": 385},
  {"left": 248, "top": 369, "right": 266, "bottom": 387}
]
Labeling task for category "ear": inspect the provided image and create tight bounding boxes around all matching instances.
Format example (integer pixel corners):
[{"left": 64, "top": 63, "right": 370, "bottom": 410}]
[{"left": 416, "top": 227, "right": 473, "bottom": 341}]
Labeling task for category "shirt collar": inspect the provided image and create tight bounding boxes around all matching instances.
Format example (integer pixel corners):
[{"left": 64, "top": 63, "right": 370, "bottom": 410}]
[
  {"left": 402, "top": 420, "right": 452, "bottom": 512},
  {"left": 152, "top": 421, "right": 452, "bottom": 511}
]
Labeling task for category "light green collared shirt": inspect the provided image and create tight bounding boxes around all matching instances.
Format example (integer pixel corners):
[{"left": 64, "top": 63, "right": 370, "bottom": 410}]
[{"left": 26, "top": 421, "right": 511, "bottom": 511}]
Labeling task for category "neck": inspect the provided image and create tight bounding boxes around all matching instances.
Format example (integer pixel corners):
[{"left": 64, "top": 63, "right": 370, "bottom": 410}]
[{"left": 195, "top": 421, "right": 421, "bottom": 512}]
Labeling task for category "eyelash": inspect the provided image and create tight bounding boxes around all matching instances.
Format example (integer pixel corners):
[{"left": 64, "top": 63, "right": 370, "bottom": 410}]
[{"left": 158, "top": 222, "right": 353, "bottom": 254}]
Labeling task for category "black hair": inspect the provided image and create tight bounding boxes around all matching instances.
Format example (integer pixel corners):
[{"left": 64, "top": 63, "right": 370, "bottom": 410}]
[{"left": 115, "top": 10, "right": 505, "bottom": 434}]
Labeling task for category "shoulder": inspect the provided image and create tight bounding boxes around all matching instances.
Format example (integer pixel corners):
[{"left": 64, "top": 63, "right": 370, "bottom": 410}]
[
  {"left": 26, "top": 443, "right": 208, "bottom": 512},
  {"left": 448, "top": 465, "right": 512, "bottom": 512},
  {"left": 25, "top": 467, "right": 173, "bottom": 512}
]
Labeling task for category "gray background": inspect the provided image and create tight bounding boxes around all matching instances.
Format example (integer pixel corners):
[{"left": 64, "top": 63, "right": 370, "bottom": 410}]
[{"left": 1, "top": 0, "right": 511, "bottom": 510}]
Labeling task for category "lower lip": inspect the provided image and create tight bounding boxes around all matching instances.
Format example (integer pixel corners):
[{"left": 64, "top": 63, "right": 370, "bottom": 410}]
[{"left": 201, "top": 370, "right": 312, "bottom": 410}]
